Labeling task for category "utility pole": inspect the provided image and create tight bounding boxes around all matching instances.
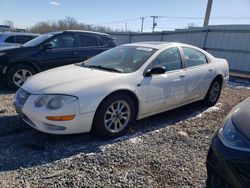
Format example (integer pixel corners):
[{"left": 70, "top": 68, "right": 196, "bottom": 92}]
[
  {"left": 203, "top": 0, "right": 213, "bottom": 27},
  {"left": 125, "top": 22, "right": 127, "bottom": 32},
  {"left": 140, "top": 17, "right": 144, "bottom": 33},
  {"left": 151, "top": 16, "right": 158, "bottom": 32}
]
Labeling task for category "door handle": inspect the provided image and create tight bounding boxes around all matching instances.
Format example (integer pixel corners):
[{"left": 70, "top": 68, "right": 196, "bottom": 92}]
[
  {"left": 209, "top": 69, "right": 214, "bottom": 72},
  {"left": 179, "top": 75, "right": 185, "bottom": 78},
  {"left": 71, "top": 51, "right": 77, "bottom": 56}
]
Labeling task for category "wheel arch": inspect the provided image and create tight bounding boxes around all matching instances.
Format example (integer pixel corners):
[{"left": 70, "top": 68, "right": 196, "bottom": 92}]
[
  {"left": 213, "top": 74, "right": 223, "bottom": 84},
  {"left": 93, "top": 89, "right": 140, "bottom": 121},
  {"left": 4, "top": 61, "right": 41, "bottom": 77}
]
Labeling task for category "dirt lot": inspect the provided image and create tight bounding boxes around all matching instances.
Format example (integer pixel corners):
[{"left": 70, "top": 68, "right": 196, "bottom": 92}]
[{"left": 0, "top": 80, "right": 249, "bottom": 188}]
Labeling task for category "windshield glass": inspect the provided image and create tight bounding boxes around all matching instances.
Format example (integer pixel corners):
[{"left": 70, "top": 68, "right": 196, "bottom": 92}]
[
  {"left": 83, "top": 46, "right": 156, "bottom": 73},
  {"left": 22, "top": 34, "right": 53, "bottom": 47}
]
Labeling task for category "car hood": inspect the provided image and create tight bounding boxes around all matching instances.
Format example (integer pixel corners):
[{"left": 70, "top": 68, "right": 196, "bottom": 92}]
[
  {"left": 0, "top": 45, "right": 22, "bottom": 51},
  {"left": 232, "top": 97, "right": 250, "bottom": 139},
  {"left": 22, "top": 64, "right": 128, "bottom": 95}
]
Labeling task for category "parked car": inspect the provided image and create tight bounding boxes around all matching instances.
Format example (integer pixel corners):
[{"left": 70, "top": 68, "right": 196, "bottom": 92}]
[
  {"left": 0, "top": 32, "right": 39, "bottom": 48},
  {"left": 206, "top": 97, "right": 250, "bottom": 188},
  {"left": 0, "top": 30, "right": 116, "bottom": 89},
  {"left": 14, "top": 42, "right": 229, "bottom": 137}
]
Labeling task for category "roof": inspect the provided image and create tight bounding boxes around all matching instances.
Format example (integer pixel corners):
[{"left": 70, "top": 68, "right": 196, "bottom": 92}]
[
  {"left": 45, "top": 30, "right": 111, "bottom": 37},
  {"left": 64, "top": 30, "right": 111, "bottom": 36},
  {"left": 123, "top": 42, "right": 180, "bottom": 49}
]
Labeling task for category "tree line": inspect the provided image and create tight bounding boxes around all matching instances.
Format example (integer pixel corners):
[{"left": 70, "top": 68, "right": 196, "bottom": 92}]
[{"left": 4, "top": 17, "right": 123, "bottom": 34}]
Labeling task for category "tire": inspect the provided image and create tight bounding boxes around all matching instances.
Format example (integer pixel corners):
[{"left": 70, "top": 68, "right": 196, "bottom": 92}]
[
  {"left": 6, "top": 64, "right": 36, "bottom": 90},
  {"left": 203, "top": 78, "right": 222, "bottom": 107},
  {"left": 92, "top": 93, "right": 136, "bottom": 138}
]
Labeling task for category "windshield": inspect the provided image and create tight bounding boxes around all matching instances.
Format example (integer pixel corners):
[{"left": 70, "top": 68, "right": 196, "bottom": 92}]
[
  {"left": 83, "top": 46, "right": 157, "bottom": 73},
  {"left": 22, "top": 34, "right": 53, "bottom": 47}
]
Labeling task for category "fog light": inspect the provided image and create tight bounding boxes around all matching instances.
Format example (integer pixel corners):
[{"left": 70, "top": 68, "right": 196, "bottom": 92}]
[
  {"left": 44, "top": 123, "right": 66, "bottom": 130},
  {"left": 46, "top": 115, "right": 75, "bottom": 121}
]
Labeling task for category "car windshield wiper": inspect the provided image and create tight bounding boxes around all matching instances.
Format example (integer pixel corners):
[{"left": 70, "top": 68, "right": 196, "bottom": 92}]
[{"left": 82, "top": 65, "right": 123, "bottom": 73}]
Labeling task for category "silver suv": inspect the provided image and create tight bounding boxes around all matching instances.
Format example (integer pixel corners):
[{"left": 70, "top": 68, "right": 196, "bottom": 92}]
[{"left": 0, "top": 32, "right": 40, "bottom": 48}]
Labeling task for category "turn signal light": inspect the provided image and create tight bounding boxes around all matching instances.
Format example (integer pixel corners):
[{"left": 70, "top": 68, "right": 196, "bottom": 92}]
[{"left": 46, "top": 115, "right": 75, "bottom": 121}]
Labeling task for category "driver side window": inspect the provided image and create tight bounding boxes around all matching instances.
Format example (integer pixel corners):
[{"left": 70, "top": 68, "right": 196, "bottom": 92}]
[{"left": 151, "top": 47, "right": 182, "bottom": 71}]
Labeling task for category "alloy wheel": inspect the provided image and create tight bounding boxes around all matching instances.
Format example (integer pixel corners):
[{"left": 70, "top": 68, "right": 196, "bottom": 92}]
[
  {"left": 13, "top": 69, "right": 33, "bottom": 87},
  {"left": 104, "top": 100, "right": 131, "bottom": 133}
]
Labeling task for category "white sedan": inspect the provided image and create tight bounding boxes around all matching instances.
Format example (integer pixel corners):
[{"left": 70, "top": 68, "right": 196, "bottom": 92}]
[{"left": 14, "top": 42, "right": 229, "bottom": 137}]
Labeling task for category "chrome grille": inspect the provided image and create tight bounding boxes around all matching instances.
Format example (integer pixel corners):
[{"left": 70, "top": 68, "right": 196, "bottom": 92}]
[{"left": 15, "top": 88, "right": 30, "bottom": 107}]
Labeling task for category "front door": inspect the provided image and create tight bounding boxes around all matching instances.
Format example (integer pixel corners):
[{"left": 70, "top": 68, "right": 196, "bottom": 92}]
[
  {"left": 140, "top": 47, "right": 186, "bottom": 116},
  {"left": 37, "top": 33, "right": 79, "bottom": 70}
]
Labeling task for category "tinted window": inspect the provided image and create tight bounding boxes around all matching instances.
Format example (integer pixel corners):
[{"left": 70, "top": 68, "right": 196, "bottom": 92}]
[
  {"left": 48, "top": 34, "right": 75, "bottom": 49},
  {"left": 182, "top": 47, "right": 207, "bottom": 68},
  {"left": 5, "top": 36, "right": 15, "bottom": 43},
  {"left": 15, "top": 36, "right": 34, "bottom": 44},
  {"left": 78, "top": 35, "right": 98, "bottom": 47},
  {"left": 151, "top": 47, "right": 182, "bottom": 71},
  {"left": 100, "top": 36, "right": 112, "bottom": 46}
]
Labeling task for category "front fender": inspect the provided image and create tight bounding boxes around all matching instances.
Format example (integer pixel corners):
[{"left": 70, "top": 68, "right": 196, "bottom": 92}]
[{"left": 75, "top": 77, "right": 142, "bottom": 114}]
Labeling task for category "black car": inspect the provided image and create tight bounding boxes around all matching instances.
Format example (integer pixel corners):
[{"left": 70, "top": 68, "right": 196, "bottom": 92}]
[
  {"left": 0, "top": 30, "right": 116, "bottom": 89},
  {"left": 206, "top": 97, "right": 250, "bottom": 188}
]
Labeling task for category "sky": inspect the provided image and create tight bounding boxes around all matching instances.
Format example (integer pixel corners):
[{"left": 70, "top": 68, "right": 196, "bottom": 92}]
[{"left": 0, "top": 0, "right": 250, "bottom": 32}]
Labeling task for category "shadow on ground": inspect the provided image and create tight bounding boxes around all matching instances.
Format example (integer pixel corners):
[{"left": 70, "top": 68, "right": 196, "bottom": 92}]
[{"left": 0, "top": 101, "right": 209, "bottom": 172}]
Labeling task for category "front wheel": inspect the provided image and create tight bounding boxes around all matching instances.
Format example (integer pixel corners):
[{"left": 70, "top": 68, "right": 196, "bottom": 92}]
[
  {"left": 6, "top": 64, "right": 36, "bottom": 90},
  {"left": 92, "top": 93, "right": 136, "bottom": 138},
  {"left": 203, "top": 79, "right": 222, "bottom": 107}
]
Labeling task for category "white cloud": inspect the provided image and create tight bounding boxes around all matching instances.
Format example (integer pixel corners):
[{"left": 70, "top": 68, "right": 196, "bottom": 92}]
[{"left": 49, "top": 1, "right": 60, "bottom": 6}]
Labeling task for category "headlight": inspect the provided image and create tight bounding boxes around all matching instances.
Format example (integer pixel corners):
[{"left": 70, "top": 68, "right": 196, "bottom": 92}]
[
  {"left": 218, "top": 115, "right": 250, "bottom": 152},
  {"left": 35, "top": 95, "right": 77, "bottom": 109},
  {"left": 35, "top": 96, "right": 50, "bottom": 107}
]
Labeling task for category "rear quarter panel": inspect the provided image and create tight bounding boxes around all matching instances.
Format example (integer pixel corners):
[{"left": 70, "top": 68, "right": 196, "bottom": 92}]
[{"left": 214, "top": 58, "right": 229, "bottom": 87}]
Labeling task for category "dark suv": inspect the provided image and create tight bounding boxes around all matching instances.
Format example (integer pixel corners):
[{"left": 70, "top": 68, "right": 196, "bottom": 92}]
[{"left": 0, "top": 30, "right": 116, "bottom": 89}]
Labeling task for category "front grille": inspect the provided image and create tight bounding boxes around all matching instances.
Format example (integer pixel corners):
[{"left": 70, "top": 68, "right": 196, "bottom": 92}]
[{"left": 15, "top": 88, "right": 30, "bottom": 107}]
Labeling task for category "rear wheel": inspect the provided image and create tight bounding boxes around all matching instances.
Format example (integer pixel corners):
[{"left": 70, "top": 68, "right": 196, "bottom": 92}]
[
  {"left": 203, "top": 79, "right": 222, "bottom": 107},
  {"left": 6, "top": 64, "right": 36, "bottom": 90},
  {"left": 92, "top": 93, "right": 136, "bottom": 138}
]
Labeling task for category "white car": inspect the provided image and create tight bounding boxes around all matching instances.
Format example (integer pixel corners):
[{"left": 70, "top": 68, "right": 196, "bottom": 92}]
[{"left": 14, "top": 42, "right": 229, "bottom": 137}]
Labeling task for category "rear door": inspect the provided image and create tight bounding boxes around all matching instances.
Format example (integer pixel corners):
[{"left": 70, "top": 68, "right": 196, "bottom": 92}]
[
  {"left": 36, "top": 33, "right": 79, "bottom": 70},
  {"left": 180, "top": 47, "right": 216, "bottom": 102},
  {"left": 75, "top": 34, "right": 111, "bottom": 62}
]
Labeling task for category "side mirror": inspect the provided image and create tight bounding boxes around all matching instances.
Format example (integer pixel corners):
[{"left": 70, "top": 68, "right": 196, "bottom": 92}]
[
  {"left": 42, "top": 43, "right": 53, "bottom": 50},
  {"left": 144, "top": 66, "right": 166, "bottom": 77}
]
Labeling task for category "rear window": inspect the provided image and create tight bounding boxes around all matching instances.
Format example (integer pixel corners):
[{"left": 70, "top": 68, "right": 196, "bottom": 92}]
[
  {"left": 5, "top": 36, "right": 15, "bottom": 43},
  {"left": 78, "top": 34, "right": 98, "bottom": 47},
  {"left": 15, "top": 36, "right": 35, "bottom": 44},
  {"left": 100, "top": 36, "right": 113, "bottom": 46}
]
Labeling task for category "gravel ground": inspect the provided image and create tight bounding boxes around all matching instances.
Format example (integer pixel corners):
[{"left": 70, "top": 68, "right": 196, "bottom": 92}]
[{"left": 0, "top": 80, "right": 250, "bottom": 188}]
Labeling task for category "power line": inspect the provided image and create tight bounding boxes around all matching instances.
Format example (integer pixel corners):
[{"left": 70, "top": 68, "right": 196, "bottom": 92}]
[
  {"left": 94, "top": 16, "right": 250, "bottom": 26},
  {"left": 95, "top": 17, "right": 141, "bottom": 25}
]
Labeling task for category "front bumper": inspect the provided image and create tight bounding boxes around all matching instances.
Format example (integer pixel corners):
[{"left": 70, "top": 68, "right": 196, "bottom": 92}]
[
  {"left": 0, "top": 65, "right": 5, "bottom": 86},
  {"left": 14, "top": 94, "right": 95, "bottom": 134},
  {"left": 206, "top": 135, "right": 250, "bottom": 188}
]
